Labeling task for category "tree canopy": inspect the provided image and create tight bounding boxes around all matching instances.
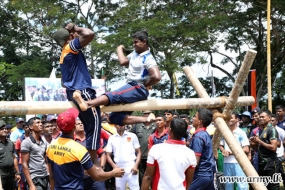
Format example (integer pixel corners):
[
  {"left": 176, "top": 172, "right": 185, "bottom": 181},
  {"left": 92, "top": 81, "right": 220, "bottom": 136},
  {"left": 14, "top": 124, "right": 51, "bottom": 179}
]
[{"left": 0, "top": 0, "right": 284, "bottom": 111}]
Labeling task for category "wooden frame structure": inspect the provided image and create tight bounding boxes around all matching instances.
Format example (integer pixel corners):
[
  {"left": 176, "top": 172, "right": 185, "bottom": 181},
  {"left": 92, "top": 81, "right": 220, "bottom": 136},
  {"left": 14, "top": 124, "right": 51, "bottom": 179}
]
[{"left": 184, "top": 49, "right": 266, "bottom": 189}]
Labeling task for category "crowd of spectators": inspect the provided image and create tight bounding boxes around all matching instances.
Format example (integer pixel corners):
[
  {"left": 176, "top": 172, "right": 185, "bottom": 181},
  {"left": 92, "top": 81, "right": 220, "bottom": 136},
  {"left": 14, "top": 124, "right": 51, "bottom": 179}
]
[{"left": 1, "top": 105, "right": 285, "bottom": 189}]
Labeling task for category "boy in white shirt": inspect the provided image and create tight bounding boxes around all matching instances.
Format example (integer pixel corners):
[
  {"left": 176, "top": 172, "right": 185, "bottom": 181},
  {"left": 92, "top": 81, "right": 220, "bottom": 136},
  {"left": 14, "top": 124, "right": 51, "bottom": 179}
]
[{"left": 106, "top": 124, "right": 142, "bottom": 190}]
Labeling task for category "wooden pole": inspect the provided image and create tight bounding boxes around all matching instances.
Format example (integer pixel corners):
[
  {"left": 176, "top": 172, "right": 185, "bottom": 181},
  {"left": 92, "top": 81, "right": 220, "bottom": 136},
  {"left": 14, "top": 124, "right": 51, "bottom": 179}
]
[
  {"left": 0, "top": 97, "right": 254, "bottom": 115},
  {"left": 214, "top": 49, "right": 257, "bottom": 161},
  {"left": 223, "top": 49, "right": 257, "bottom": 118},
  {"left": 267, "top": 0, "right": 272, "bottom": 111},
  {"left": 183, "top": 64, "right": 266, "bottom": 190},
  {"left": 217, "top": 50, "right": 260, "bottom": 190},
  {"left": 184, "top": 66, "right": 210, "bottom": 98},
  {"left": 184, "top": 65, "right": 223, "bottom": 158}
]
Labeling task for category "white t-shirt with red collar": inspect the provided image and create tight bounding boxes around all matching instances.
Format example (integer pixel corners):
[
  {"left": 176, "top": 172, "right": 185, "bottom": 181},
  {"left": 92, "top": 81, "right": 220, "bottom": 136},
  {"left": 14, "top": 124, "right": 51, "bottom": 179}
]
[{"left": 147, "top": 139, "right": 196, "bottom": 190}]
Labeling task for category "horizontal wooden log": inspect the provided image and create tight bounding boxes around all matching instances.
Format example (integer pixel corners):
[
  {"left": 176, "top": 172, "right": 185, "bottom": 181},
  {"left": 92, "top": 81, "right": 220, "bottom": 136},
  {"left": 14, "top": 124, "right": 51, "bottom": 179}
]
[{"left": 0, "top": 96, "right": 254, "bottom": 115}]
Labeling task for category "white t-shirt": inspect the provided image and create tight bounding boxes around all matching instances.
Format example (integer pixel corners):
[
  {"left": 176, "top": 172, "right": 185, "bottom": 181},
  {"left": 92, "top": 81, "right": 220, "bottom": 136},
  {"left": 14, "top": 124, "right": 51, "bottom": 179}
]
[
  {"left": 126, "top": 50, "right": 157, "bottom": 84},
  {"left": 41, "top": 135, "right": 54, "bottom": 145},
  {"left": 275, "top": 126, "right": 285, "bottom": 158},
  {"left": 220, "top": 127, "right": 250, "bottom": 163},
  {"left": 106, "top": 131, "right": 140, "bottom": 163},
  {"left": 147, "top": 140, "right": 196, "bottom": 190}
]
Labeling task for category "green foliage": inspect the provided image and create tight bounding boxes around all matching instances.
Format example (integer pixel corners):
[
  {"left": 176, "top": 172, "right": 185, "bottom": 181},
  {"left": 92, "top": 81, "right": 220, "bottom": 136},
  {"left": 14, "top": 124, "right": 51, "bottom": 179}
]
[
  {"left": 209, "top": 0, "right": 285, "bottom": 106},
  {"left": 1, "top": 0, "right": 285, "bottom": 110},
  {"left": 103, "top": 0, "right": 230, "bottom": 98}
]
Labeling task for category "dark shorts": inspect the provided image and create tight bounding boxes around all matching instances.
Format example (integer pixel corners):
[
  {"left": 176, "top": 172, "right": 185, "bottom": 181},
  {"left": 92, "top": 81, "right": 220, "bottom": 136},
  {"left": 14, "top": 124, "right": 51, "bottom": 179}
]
[
  {"left": 189, "top": 175, "right": 215, "bottom": 190},
  {"left": 258, "top": 157, "right": 280, "bottom": 189},
  {"left": 66, "top": 88, "right": 101, "bottom": 150},
  {"left": 83, "top": 177, "right": 106, "bottom": 190},
  {"left": 1, "top": 176, "right": 16, "bottom": 190},
  {"left": 31, "top": 176, "right": 49, "bottom": 190},
  {"left": 105, "top": 81, "right": 149, "bottom": 126}
]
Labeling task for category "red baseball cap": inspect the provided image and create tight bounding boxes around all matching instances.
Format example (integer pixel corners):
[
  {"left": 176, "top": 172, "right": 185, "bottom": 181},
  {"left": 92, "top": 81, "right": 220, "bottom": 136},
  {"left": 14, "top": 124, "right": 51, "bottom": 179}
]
[{"left": 56, "top": 108, "right": 79, "bottom": 132}]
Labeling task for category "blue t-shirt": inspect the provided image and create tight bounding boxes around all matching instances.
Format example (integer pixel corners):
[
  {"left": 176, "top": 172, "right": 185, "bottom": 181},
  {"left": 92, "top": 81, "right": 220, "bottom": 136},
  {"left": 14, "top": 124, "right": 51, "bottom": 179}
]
[
  {"left": 277, "top": 118, "right": 285, "bottom": 130},
  {"left": 60, "top": 38, "right": 92, "bottom": 90},
  {"left": 189, "top": 128, "right": 216, "bottom": 177},
  {"left": 10, "top": 128, "right": 25, "bottom": 142}
]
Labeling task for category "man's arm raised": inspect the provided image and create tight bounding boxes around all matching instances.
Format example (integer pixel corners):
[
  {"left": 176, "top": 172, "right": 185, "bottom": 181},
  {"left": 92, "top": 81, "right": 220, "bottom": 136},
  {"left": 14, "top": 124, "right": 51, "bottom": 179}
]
[
  {"left": 65, "top": 23, "right": 95, "bottom": 48},
  {"left": 117, "top": 45, "right": 129, "bottom": 66}
]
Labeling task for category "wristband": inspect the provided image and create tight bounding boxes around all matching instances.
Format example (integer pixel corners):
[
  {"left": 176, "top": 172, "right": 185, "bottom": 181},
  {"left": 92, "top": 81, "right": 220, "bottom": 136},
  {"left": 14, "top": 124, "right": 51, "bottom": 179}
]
[{"left": 15, "top": 172, "right": 21, "bottom": 175}]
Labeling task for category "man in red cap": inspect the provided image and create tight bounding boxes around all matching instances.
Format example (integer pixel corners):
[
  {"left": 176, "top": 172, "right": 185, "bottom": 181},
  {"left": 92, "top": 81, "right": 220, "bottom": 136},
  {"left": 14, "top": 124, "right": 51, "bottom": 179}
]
[{"left": 46, "top": 108, "right": 125, "bottom": 190}]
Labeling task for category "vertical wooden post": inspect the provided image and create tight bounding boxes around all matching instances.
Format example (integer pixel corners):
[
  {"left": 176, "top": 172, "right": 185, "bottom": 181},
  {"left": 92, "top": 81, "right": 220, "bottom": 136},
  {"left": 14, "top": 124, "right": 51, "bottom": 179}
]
[
  {"left": 267, "top": 0, "right": 272, "bottom": 111},
  {"left": 0, "top": 173, "right": 2, "bottom": 189}
]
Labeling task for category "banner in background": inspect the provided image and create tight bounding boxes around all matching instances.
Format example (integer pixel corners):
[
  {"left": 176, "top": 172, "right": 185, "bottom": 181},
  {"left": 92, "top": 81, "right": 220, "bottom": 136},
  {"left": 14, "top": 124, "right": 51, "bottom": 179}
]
[{"left": 24, "top": 78, "right": 106, "bottom": 102}]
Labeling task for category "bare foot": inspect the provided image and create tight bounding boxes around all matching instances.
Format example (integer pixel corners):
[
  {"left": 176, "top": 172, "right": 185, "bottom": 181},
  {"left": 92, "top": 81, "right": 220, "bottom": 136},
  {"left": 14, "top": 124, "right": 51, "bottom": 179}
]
[
  {"left": 147, "top": 113, "right": 156, "bottom": 122},
  {"left": 73, "top": 90, "right": 88, "bottom": 111}
]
